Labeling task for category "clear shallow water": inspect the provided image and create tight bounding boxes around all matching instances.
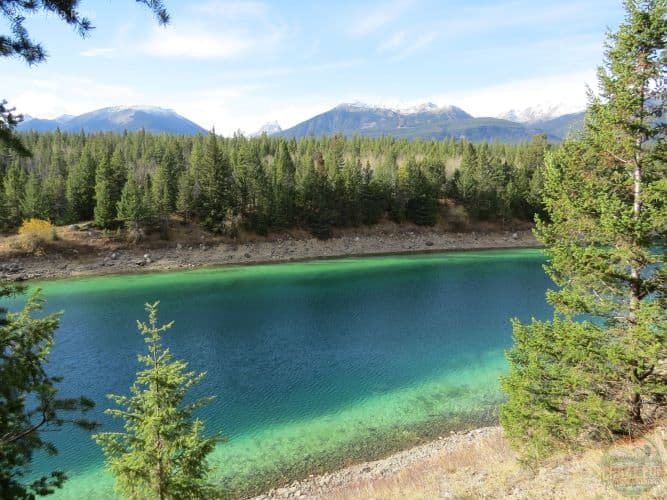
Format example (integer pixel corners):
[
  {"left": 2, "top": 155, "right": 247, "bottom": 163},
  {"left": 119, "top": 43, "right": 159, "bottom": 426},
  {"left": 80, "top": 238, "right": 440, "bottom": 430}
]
[{"left": 18, "top": 249, "right": 551, "bottom": 498}]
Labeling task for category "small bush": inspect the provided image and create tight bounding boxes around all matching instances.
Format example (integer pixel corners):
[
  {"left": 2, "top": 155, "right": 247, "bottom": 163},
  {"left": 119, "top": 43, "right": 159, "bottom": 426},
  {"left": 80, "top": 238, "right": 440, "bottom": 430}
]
[{"left": 18, "top": 218, "right": 56, "bottom": 252}]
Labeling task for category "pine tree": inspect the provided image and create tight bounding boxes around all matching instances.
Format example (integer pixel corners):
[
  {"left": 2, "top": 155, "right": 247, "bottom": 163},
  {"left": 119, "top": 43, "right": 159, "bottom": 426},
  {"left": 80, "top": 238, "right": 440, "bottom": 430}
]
[
  {"left": 302, "top": 155, "right": 333, "bottom": 239},
  {"left": 94, "top": 302, "right": 219, "bottom": 500},
  {"left": 454, "top": 142, "right": 480, "bottom": 217},
  {"left": 405, "top": 160, "right": 438, "bottom": 226},
  {"left": 2, "top": 161, "right": 26, "bottom": 227},
  {"left": 176, "top": 170, "right": 196, "bottom": 224},
  {"left": 40, "top": 172, "right": 67, "bottom": 223},
  {"left": 501, "top": 0, "right": 667, "bottom": 460},
  {"left": 21, "top": 172, "right": 46, "bottom": 220},
  {"left": 94, "top": 155, "right": 116, "bottom": 229},
  {"left": 198, "top": 130, "right": 234, "bottom": 232},
  {"left": 360, "top": 161, "right": 384, "bottom": 225},
  {"left": 109, "top": 146, "right": 128, "bottom": 208},
  {"left": 159, "top": 141, "right": 182, "bottom": 212},
  {"left": 116, "top": 175, "right": 145, "bottom": 233},
  {"left": 66, "top": 147, "right": 96, "bottom": 221},
  {"left": 152, "top": 165, "right": 171, "bottom": 238},
  {"left": 0, "top": 286, "right": 96, "bottom": 497},
  {"left": 272, "top": 142, "right": 296, "bottom": 228}
]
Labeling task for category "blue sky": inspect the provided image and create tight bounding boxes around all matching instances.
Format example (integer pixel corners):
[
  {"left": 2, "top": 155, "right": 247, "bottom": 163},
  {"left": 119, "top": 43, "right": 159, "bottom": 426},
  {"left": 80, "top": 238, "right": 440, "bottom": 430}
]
[{"left": 2, "top": 0, "right": 625, "bottom": 135}]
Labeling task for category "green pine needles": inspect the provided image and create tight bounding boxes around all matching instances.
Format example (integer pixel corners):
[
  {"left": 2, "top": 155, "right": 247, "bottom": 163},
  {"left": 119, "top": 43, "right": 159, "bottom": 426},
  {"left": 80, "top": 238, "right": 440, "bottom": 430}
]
[
  {"left": 94, "top": 302, "right": 219, "bottom": 499},
  {"left": 0, "top": 283, "right": 96, "bottom": 497},
  {"left": 501, "top": 0, "right": 667, "bottom": 460}
]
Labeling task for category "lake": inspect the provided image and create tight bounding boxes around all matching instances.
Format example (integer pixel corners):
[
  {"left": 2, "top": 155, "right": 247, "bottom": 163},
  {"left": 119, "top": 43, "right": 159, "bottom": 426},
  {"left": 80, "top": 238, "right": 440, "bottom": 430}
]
[{"left": 21, "top": 249, "right": 551, "bottom": 498}]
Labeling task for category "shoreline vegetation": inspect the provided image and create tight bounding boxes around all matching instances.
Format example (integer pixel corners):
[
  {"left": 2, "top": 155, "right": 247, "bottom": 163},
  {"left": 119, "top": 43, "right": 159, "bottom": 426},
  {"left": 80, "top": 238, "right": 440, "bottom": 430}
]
[{"left": 0, "top": 223, "right": 540, "bottom": 282}]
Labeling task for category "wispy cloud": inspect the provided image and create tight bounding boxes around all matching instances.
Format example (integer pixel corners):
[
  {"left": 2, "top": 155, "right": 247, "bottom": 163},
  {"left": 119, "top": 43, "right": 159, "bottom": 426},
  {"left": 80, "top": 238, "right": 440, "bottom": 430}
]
[
  {"left": 142, "top": 26, "right": 257, "bottom": 59},
  {"left": 141, "top": 1, "right": 286, "bottom": 60},
  {"left": 11, "top": 77, "right": 143, "bottom": 118},
  {"left": 435, "top": 1, "right": 593, "bottom": 40},
  {"left": 378, "top": 32, "right": 406, "bottom": 53},
  {"left": 432, "top": 70, "right": 595, "bottom": 117},
  {"left": 217, "top": 59, "right": 365, "bottom": 81},
  {"left": 349, "top": 0, "right": 416, "bottom": 36},
  {"left": 191, "top": 0, "right": 269, "bottom": 18},
  {"left": 380, "top": 31, "right": 438, "bottom": 61},
  {"left": 80, "top": 47, "right": 117, "bottom": 57}
]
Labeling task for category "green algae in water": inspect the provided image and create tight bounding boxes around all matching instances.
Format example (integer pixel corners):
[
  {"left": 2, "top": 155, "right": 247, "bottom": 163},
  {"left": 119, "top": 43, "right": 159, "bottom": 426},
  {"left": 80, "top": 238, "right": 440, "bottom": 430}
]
[{"left": 19, "top": 249, "right": 549, "bottom": 498}]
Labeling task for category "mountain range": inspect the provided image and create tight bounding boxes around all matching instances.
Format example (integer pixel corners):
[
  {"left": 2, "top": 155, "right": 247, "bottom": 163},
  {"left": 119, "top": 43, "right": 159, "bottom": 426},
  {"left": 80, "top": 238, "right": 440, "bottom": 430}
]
[
  {"left": 273, "top": 102, "right": 585, "bottom": 142},
  {"left": 18, "top": 103, "right": 585, "bottom": 142},
  {"left": 18, "top": 106, "right": 206, "bottom": 135}
]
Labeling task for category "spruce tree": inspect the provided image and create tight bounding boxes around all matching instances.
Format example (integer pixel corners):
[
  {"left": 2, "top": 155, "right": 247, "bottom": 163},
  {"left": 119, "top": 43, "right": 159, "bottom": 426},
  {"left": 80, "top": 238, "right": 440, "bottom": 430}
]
[
  {"left": 2, "top": 161, "right": 26, "bottom": 227},
  {"left": 109, "top": 147, "right": 128, "bottom": 208},
  {"left": 159, "top": 142, "right": 182, "bottom": 212},
  {"left": 40, "top": 172, "right": 67, "bottom": 223},
  {"left": 116, "top": 175, "right": 145, "bottom": 233},
  {"left": 501, "top": 0, "right": 666, "bottom": 460},
  {"left": 152, "top": 165, "right": 171, "bottom": 238},
  {"left": 405, "top": 160, "right": 437, "bottom": 226},
  {"left": 94, "top": 302, "right": 219, "bottom": 500},
  {"left": 66, "top": 147, "right": 96, "bottom": 221},
  {"left": 22, "top": 172, "right": 47, "bottom": 221},
  {"left": 199, "top": 130, "right": 234, "bottom": 232},
  {"left": 94, "top": 155, "right": 116, "bottom": 229},
  {"left": 176, "top": 170, "right": 196, "bottom": 224},
  {"left": 0, "top": 286, "right": 96, "bottom": 497}
]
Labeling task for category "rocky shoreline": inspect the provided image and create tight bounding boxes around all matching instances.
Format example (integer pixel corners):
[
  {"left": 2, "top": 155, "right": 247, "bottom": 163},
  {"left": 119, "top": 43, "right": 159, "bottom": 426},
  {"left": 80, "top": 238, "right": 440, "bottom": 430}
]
[
  {"left": 0, "top": 228, "right": 540, "bottom": 282},
  {"left": 251, "top": 423, "right": 667, "bottom": 499},
  {"left": 252, "top": 427, "right": 501, "bottom": 499}
]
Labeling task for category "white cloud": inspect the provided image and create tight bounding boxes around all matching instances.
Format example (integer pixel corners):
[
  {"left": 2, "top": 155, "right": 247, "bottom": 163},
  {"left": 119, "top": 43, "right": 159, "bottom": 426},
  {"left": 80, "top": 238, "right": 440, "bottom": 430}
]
[
  {"left": 390, "top": 32, "right": 438, "bottom": 61},
  {"left": 431, "top": 71, "right": 595, "bottom": 117},
  {"left": 191, "top": 0, "right": 269, "bottom": 18},
  {"left": 11, "top": 77, "right": 143, "bottom": 119},
  {"left": 80, "top": 47, "right": 117, "bottom": 57},
  {"left": 349, "top": 0, "right": 416, "bottom": 36},
  {"left": 378, "top": 30, "right": 438, "bottom": 61},
  {"left": 378, "top": 32, "right": 406, "bottom": 53},
  {"left": 216, "top": 59, "right": 365, "bottom": 81},
  {"left": 142, "top": 26, "right": 256, "bottom": 59},
  {"left": 435, "top": 1, "right": 592, "bottom": 40},
  {"left": 140, "top": 1, "right": 285, "bottom": 60}
]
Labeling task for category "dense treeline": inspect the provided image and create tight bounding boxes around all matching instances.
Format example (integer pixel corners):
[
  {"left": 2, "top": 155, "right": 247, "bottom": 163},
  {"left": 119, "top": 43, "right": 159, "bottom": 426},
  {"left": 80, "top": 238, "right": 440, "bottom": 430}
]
[{"left": 0, "top": 131, "right": 550, "bottom": 239}]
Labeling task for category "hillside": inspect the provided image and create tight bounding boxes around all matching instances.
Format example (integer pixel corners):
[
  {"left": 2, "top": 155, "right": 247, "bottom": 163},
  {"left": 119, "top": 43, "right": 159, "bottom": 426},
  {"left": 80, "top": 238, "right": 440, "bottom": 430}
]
[{"left": 532, "top": 111, "right": 586, "bottom": 139}]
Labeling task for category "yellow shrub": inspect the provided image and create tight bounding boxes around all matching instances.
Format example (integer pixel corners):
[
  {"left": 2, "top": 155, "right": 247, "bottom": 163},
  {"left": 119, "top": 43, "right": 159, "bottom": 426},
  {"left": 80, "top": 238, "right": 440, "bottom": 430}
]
[{"left": 18, "top": 218, "right": 56, "bottom": 252}]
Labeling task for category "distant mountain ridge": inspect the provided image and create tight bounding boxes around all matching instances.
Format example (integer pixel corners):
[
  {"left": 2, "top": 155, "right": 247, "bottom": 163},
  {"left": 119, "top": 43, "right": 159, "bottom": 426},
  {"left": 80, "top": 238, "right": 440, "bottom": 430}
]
[
  {"left": 497, "top": 103, "right": 581, "bottom": 124},
  {"left": 18, "top": 105, "right": 207, "bottom": 135},
  {"left": 276, "top": 102, "right": 585, "bottom": 142},
  {"left": 19, "top": 102, "right": 586, "bottom": 142}
]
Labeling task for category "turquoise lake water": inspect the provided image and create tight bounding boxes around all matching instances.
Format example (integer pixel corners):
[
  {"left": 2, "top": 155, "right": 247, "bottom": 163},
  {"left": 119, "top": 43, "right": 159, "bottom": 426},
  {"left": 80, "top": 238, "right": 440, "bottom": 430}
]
[{"left": 20, "top": 249, "right": 551, "bottom": 497}]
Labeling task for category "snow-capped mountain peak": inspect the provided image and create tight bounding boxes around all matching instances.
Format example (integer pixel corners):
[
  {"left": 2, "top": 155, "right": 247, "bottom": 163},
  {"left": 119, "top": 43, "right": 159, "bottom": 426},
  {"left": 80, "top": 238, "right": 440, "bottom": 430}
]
[
  {"left": 337, "top": 102, "right": 376, "bottom": 111},
  {"left": 251, "top": 121, "right": 282, "bottom": 136},
  {"left": 55, "top": 114, "right": 74, "bottom": 123},
  {"left": 399, "top": 102, "right": 439, "bottom": 114},
  {"left": 498, "top": 104, "right": 585, "bottom": 124},
  {"left": 336, "top": 101, "right": 469, "bottom": 118}
]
